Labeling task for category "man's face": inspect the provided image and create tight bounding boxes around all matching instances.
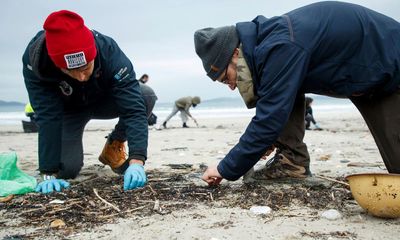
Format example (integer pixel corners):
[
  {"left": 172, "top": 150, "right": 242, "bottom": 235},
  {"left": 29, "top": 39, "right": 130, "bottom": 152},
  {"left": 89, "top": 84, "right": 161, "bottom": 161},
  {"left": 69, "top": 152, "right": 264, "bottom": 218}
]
[
  {"left": 61, "top": 60, "right": 95, "bottom": 82},
  {"left": 215, "top": 48, "right": 239, "bottom": 91},
  {"left": 216, "top": 62, "right": 237, "bottom": 90}
]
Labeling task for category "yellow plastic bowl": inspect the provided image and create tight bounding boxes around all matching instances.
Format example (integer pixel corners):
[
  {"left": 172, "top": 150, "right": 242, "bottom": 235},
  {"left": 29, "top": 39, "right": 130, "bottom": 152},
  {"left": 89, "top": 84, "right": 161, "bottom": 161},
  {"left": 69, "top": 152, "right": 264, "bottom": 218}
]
[{"left": 346, "top": 173, "right": 400, "bottom": 218}]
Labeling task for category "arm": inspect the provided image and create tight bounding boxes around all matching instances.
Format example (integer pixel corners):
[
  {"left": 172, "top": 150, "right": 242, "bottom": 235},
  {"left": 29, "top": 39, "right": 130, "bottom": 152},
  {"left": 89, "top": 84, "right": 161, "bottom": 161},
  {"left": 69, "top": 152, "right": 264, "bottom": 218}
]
[
  {"left": 107, "top": 42, "right": 148, "bottom": 163},
  {"left": 178, "top": 98, "right": 196, "bottom": 119},
  {"left": 112, "top": 76, "right": 148, "bottom": 162},
  {"left": 23, "top": 56, "right": 64, "bottom": 175},
  {"left": 213, "top": 42, "right": 309, "bottom": 181},
  {"left": 183, "top": 108, "right": 193, "bottom": 119},
  {"left": 23, "top": 52, "right": 69, "bottom": 194},
  {"left": 104, "top": 38, "right": 148, "bottom": 190}
]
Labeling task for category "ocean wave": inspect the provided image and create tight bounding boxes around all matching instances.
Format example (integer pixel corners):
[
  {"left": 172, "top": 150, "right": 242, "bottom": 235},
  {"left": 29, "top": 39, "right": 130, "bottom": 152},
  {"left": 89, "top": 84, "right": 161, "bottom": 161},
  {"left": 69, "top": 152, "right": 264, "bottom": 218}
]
[{"left": 0, "top": 103, "right": 356, "bottom": 125}]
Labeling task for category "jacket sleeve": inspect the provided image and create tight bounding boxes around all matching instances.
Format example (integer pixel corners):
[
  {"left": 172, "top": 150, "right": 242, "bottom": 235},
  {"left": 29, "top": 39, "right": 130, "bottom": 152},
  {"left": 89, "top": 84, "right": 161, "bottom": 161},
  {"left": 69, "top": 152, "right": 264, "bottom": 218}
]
[
  {"left": 184, "top": 101, "right": 192, "bottom": 112},
  {"left": 217, "top": 42, "right": 309, "bottom": 180},
  {"left": 106, "top": 40, "right": 148, "bottom": 161},
  {"left": 23, "top": 55, "right": 63, "bottom": 173},
  {"left": 185, "top": 101, "right": 192, "bottom": 111}
]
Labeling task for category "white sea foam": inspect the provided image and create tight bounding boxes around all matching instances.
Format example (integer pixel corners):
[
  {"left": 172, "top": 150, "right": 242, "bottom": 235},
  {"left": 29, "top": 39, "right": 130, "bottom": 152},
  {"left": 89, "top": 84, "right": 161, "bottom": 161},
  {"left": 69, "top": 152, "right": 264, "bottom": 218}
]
[{"left": 0, "top": 96, "right": 356, "bottom": 125}]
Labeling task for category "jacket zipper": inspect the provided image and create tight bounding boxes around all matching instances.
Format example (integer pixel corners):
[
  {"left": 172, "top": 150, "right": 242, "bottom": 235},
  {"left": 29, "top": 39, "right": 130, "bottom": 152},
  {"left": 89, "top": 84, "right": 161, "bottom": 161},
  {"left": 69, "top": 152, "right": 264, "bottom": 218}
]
[{"left": 81, "top": 83, "right": 87, "bottom": 104}]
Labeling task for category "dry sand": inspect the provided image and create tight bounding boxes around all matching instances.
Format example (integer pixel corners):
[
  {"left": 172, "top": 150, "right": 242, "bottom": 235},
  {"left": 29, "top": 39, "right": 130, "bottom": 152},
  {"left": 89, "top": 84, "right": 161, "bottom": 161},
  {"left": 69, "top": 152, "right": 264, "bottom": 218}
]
[{"left": 1, "top": 110, "right": 399, "bottom": 239}]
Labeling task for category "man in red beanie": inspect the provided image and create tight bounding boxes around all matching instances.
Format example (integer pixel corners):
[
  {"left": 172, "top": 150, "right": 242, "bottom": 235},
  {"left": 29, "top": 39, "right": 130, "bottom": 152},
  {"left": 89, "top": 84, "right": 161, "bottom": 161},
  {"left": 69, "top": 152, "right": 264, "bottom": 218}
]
[{"left": 23, "top": 10, "right": 154, "bottom": 194}]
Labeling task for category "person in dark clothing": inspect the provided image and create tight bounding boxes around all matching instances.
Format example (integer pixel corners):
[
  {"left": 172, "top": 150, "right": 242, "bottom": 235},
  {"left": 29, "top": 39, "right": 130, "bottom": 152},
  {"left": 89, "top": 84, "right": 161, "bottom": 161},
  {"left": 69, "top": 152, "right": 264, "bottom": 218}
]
[
  {"left": 305, "top": 97, "right": 322, "bottom": 130},
  {"left": 23, "top": 10, "right": 151, "bottom": 193},
  {"left": 140, "top": 82, "right": 158, "bottom": 126},
  {"left": 193, "top": 2, "right": 400, "bottom": 185},
  {"left": 137, "top": 74, "right": 158, "bottom": 126}
]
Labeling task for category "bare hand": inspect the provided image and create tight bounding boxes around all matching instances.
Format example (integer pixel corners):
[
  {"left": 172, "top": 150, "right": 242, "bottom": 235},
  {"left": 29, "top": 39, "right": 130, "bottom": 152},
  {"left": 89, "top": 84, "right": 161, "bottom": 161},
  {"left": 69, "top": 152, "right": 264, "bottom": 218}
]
[
  {"left": 202, "top": 165, "right": 223, "bottom": 186},
  {"left": 260, "top": 145, "right": 275, "bottom": 160}
]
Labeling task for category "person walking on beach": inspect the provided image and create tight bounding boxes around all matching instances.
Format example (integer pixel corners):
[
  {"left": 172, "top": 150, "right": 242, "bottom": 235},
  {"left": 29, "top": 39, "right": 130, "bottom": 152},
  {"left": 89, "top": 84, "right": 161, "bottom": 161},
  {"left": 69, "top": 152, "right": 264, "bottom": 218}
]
[
  {"left": 194, "top": 1, "right": 400, "bottom": 185},
  {"left": 305, "top": 97, "right": 322, "bottom": 130},
  {"left": 162, "top": 96, "right": 201, "bottom": 128},
  {"left": 23, "top": 10, "right": 152, "bottom": 193}
]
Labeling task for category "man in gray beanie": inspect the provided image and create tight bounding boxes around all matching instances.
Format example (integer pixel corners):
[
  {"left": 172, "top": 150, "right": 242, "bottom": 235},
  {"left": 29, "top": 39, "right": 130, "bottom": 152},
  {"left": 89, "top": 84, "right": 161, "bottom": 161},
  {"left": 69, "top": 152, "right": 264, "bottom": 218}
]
[
  {"left": 193, "top": 2, "right": 400, "bottom": 186},
  {"left": 194, "top": 26, "right": 239, "bottom": 81}
]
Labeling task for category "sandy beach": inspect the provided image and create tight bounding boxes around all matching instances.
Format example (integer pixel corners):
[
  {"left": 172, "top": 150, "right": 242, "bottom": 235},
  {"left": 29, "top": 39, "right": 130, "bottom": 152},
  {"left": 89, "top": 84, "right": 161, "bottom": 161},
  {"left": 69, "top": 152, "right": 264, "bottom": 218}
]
[{"left": 1, "top": 110, "right": 399, "bottom": 240}]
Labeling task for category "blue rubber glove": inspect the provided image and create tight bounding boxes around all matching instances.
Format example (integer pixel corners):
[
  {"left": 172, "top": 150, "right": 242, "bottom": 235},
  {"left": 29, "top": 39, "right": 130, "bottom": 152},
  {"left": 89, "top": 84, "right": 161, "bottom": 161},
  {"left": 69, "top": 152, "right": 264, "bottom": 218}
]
[
  {"left": 35, "top": 178, "right": 70, "bottom": 194},
  {"left": 123, "top": 164, "right": 147, "bottom": 191}
]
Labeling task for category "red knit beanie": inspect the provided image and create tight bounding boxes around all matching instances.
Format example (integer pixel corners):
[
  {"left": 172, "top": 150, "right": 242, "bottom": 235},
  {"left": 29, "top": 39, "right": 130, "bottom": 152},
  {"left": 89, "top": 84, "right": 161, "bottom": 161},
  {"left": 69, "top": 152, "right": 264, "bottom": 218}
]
[{"left": 43, "top": 10, "right": 97, "bottom": 69}]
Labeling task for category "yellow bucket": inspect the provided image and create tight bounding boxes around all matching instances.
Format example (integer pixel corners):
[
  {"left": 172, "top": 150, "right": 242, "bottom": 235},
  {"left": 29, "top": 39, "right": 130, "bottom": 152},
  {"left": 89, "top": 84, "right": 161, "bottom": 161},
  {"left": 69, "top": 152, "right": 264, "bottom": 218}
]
[{"left": 346, "top": 173, "right": 400, "bottom": 218}]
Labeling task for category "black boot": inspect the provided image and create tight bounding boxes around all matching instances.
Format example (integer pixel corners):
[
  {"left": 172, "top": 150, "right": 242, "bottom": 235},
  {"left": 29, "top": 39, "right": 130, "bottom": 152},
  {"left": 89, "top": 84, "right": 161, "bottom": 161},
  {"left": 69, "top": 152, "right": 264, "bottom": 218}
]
[
  {"left": 182, "top": 122, "right": 189, "bottom": 128},
  {"left": 162, "top": 121, "right": 167, "bottom": 128}
]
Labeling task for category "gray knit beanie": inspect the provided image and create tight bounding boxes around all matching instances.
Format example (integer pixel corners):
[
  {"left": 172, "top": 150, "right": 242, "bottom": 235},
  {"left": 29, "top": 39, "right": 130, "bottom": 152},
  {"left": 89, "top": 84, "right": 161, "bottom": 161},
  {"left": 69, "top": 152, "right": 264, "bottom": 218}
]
[{"left": 194, "top": 26, "right": 239, "bottom": 81}]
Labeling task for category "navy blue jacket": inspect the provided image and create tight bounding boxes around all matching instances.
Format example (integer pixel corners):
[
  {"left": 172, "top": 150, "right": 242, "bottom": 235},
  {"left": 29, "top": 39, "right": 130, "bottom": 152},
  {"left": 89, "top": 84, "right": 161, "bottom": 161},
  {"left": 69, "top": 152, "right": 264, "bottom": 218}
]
[
  {"left": 23, "top": 30, "right": 148, "bottom": 173},
  {"left": 218, "top": 1, "right": 400, "bottom": 180}
]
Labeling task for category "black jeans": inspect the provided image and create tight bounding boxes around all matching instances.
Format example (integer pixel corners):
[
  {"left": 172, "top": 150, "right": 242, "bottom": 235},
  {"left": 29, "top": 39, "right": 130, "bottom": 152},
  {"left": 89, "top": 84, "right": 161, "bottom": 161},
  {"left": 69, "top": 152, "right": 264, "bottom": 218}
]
[{"left": 58, "top": 84, "right": 157, "bottom": 179}]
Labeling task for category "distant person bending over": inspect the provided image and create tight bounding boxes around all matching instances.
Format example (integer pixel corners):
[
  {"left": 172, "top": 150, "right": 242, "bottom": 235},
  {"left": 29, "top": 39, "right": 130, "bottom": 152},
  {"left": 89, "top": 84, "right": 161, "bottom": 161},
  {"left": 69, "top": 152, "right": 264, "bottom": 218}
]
[
  {"left": 137, "top": 74, "right": 158, "bottom": 126},
  {"left": 305, "top": 97, "right": 322, "bottom": 130},
  {"left": 23, "top": 10, "right": 153, "bottom": 194},
  {"left": 162, "top": 96, "right": 201, "bottom": 128},
  {"left": 139, "top": 82, "right": 158, "bottom": 126},
  {"left": 193, "top": 2, "right": 400, "bottom": 185}
]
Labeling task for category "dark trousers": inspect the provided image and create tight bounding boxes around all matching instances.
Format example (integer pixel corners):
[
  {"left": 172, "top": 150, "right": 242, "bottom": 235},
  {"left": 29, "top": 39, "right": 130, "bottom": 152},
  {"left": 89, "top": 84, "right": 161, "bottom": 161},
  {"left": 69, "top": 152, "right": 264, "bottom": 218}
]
[
  {"left": 277, "top": 89, "right": 400, "bottom": 173},
  {"left": 350, "top": 89, "right": 400, "bottom": 173},
  {"left": 58, "top": 84, "right": 157, "bottom": 179},
  {"left": 275, "top": 94, "right": 310, "bottom": 168}
]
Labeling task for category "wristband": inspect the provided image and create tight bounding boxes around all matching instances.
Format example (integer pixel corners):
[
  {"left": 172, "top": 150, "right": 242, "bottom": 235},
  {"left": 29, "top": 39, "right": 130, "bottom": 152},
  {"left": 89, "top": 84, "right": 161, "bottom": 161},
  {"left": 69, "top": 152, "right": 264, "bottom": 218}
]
[{"left": 41, "top": 174, "right": 56, "bottom": 181}]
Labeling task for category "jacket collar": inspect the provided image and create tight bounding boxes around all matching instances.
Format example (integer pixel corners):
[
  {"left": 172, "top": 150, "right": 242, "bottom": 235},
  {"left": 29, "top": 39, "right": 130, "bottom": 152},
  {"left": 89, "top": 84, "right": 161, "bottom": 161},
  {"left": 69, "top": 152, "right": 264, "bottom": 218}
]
[{"left": 236, "top": 20, "right": 258, "bottom": 88}]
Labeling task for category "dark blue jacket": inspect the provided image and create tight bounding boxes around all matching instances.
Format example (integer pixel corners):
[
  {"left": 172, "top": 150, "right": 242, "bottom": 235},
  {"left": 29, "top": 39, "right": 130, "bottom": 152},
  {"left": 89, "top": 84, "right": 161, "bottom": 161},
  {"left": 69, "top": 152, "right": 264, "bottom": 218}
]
[
  {"left": 218, "top": 1, "right": 400, "bottom": 180},
  {"left": 23, "top": 30, "right": 148, "bottom": 174}
]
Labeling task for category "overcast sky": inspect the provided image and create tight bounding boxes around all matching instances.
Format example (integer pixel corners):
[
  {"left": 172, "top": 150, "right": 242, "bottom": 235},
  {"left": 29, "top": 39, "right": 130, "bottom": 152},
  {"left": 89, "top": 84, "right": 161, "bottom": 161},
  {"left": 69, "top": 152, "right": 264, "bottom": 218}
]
[{"left": 1, "top": 0, "right": 400, "bottom": 103}]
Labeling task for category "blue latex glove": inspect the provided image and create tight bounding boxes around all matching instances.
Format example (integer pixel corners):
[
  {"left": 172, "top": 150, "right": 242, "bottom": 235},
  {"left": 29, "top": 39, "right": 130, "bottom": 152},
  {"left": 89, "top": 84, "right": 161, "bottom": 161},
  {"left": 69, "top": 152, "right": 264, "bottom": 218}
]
[
  {"left": 35, "top": 178, "right": 70, "bottom": 194},
  {"left": 123, "top": 164, "right": 147, "bottom": 191}
]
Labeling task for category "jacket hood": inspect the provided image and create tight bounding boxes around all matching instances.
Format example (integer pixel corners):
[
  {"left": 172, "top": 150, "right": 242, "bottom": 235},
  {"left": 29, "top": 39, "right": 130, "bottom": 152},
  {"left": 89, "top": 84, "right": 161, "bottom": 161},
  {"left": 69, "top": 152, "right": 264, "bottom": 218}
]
[
  {"left": 236, "top": 19, "right": 259, "bottom": 82},
  {"left": 27, "top": 31, "right": 64, "bottom": 81},
  {"left": 192, "top": 96, "right": 201, "bottom": 105},
  {"left": 28, "top": 31, "right": 46, "bottom": 78}
]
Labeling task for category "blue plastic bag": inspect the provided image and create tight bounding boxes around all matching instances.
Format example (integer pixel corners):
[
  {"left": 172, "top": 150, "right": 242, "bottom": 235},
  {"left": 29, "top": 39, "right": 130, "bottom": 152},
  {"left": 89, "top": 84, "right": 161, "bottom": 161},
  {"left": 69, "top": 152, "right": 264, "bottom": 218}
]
[{"left": 0, "top": 152, "right": 37, "bottom": 196}]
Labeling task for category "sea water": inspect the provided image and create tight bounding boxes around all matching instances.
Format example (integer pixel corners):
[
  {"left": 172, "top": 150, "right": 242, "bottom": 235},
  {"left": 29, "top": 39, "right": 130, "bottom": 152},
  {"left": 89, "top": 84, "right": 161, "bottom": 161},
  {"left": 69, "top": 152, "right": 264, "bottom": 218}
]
[{"left": 0, "top": 95, "right": 356, "bottom": 126}]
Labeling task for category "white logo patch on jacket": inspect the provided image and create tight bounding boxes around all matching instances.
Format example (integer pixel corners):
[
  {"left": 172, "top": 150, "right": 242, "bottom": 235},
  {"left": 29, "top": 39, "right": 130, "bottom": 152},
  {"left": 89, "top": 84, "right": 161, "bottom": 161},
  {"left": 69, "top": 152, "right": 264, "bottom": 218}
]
[{"left": 114, "top": 67, "right": 129, "bottom": 81}]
